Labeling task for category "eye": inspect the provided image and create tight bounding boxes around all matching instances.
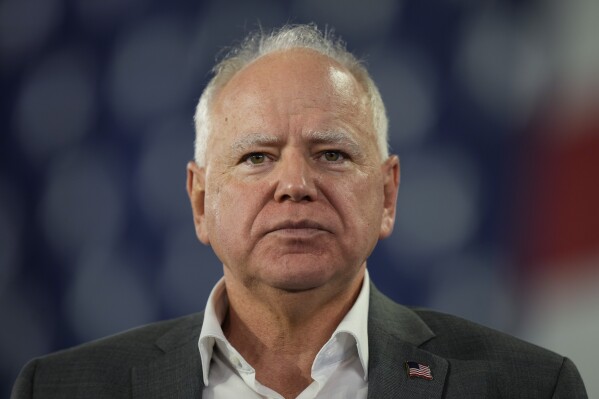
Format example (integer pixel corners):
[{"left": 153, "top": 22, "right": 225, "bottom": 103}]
[
  {"left": 321, "top": 150, "right": 345, "bottom": 162},
  {"left": 242, "top": 153, "right": 268, "bottom": 165}
]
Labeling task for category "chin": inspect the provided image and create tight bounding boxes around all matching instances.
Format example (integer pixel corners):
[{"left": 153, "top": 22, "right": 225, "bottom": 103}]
[
  {"left": 267, "top": 271, "right": 330, "bottom": 292},
  {"left": 260, "top": 258, "right": 356, "bottom": 293}
]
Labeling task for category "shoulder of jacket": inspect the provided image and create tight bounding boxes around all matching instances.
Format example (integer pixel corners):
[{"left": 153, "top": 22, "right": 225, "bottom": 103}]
[
  {"left": 412, "top": 307, "right": 564, "bottom": 364},
  {"left": 37, "top": 312, "right": 204, "bottom": 368}
]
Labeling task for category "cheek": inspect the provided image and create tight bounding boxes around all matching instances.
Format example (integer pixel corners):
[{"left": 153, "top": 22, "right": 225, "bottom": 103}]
[
  {"left": 203, "top": 184, "right": 248, "bottom": 266},
  {"left": 206, "top": 187, "right": 231, "bottom": 229},
  {"left": 340, "top": 175, "right": 384, "bottom": 231},
  {"left": 204, "top": 185, "right": 222, "bottom": 231},
  {"left": 205, "top": 181, "right": 257, "bottom": 240}
]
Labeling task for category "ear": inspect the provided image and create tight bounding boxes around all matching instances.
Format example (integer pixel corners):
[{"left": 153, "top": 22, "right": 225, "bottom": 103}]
[
  {"left": 186, "top": 161, "right": 210, "bottom": 245},
  {"left": 379, "top": 155, "right": 400, "bottom": 239}
]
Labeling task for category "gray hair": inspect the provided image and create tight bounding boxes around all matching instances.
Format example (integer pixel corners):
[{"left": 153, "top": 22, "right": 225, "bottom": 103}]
[{"left": 193, "top": 24, "right": 389, "bottom": 166}]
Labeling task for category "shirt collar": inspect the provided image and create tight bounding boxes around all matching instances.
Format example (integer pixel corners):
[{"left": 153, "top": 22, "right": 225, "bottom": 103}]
[
  {"left": 198, "top": 270, "right": 371, "bottom": 385},
  {"left": 198, "top": 278, "right": 229, "bottom": 386},
  {"left": 329, "top": 270, "right": 370, "bottom": 379}
]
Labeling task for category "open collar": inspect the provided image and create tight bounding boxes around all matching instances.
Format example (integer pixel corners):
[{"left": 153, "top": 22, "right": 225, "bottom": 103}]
[
  {"left": 130, "top": 282, "right": 449, "bottom": 399},
  {"left": 198, "top": 272, "right": 372, "bottom": 385}
]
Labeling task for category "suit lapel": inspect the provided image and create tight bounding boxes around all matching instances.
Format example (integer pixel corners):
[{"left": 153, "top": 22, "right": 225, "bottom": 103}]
[
  {"left": 367, "top": 284, "right": 448, "bottom": 399},
  {"left": 131, "top": 314, "right": 205, "bottom": 399}
]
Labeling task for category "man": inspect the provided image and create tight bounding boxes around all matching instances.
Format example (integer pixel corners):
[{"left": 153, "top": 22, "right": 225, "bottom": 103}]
[{"left": 12, "top": 24, "right": 587, "bottom": 398}]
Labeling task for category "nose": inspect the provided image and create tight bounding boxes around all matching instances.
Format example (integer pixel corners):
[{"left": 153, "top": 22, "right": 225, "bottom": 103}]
[{"left": 274, "top": 153, "right": 318, "bottom": 202}]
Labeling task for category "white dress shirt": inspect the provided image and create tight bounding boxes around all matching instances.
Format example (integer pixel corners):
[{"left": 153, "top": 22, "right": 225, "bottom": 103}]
[{"left": 198, "top": 271, "right": 371, "bottom": 399}]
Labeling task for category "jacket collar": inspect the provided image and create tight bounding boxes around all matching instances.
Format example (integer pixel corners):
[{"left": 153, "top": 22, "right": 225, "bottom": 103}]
[
  {"left": 131, "top": 313, "right": 205, "bottom": 399},
  {"left": 367, "top": 283, "right": 448, "bottom": 399}
]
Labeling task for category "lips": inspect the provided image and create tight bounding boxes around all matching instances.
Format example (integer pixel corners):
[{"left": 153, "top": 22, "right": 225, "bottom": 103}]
[{"left": 265, "top": 219, "right": 331, "bottom": 236}]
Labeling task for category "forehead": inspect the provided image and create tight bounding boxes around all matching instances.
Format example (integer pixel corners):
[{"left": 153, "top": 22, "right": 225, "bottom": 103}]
[{"left": 211, "top": 48, "right": 371, "bottom": 128}]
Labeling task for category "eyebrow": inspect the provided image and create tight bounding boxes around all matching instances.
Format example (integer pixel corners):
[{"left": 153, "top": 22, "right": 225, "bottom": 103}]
[
  {"left": 306, "top": 130, "right": 362, "bottom": 157},
  {"left": 229, "top": 130, "right": 362, "bottom": 156},
  {"left": 230, "top": 133, "right": 282, "bottom": 154}
]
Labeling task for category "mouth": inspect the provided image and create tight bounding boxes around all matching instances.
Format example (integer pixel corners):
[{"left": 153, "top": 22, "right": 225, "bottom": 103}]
[{"left": 266, "top": 220, "right": 330, "bottom": 237}]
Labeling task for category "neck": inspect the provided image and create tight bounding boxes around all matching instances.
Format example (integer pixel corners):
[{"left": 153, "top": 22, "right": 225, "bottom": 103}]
[{"left": 221, "top": 265, "right": 365, "bottom": 398}]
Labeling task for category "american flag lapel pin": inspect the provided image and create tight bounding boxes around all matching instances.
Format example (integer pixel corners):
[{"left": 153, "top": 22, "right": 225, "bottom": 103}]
[{"left": 405, "top": 361, "right": 433, "bottom": 381}]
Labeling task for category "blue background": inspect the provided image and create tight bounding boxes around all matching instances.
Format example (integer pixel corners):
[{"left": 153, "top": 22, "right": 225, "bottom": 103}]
[{"left": 2, "top": 0, "right": 598, "bottom": 396}]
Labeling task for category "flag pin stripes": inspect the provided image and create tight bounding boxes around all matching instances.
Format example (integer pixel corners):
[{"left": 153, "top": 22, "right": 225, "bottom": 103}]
[{"left": 405, "top": 361, "right": 433, "bottom": 380}]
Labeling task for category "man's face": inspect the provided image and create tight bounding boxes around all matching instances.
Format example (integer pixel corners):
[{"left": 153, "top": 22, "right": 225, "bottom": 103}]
[{"left": 188, "top": 49, "right": 399, "bottom": 294}]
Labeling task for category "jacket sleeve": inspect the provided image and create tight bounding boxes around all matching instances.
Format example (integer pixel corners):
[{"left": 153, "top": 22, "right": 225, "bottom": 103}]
[
  {"left": 10, "top": 359, "right": 37, "bottom": 399},
  {"left": 552, "top": 357, "right": 588, "bottom": 399}
]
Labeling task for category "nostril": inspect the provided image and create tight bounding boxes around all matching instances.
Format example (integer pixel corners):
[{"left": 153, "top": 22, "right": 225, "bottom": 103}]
[
  {"left": 274, "top": 181, "right": 316, "bottom": 203},
  {"left": 277, "top": 191, "right": 313, "bottom": 203}
]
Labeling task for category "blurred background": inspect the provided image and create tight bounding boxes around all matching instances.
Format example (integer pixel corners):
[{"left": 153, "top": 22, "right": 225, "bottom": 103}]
[{"left": 1, "top": 0, "right": 598, "bottom": 396}]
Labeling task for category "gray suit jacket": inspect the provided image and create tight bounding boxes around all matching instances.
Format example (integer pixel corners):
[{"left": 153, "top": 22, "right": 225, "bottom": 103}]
[{"left": 12, "top": 284, "right": 587, "bottom": 398}]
